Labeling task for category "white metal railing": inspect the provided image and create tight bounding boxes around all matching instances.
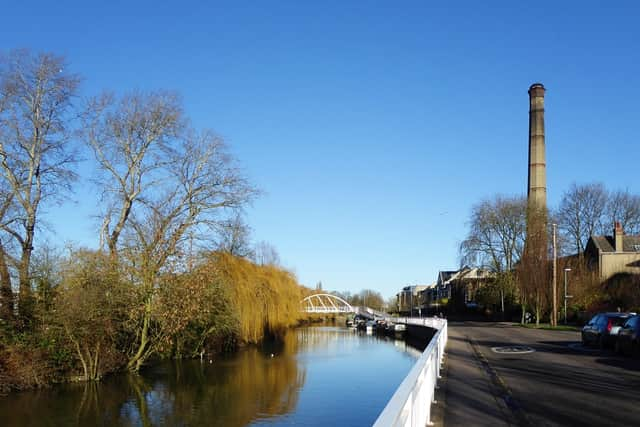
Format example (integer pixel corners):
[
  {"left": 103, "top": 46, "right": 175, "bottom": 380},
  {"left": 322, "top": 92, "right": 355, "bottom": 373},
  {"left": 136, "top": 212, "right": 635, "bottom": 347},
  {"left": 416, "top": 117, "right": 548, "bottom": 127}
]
[
  {"left": 304, "top": 306, "right": 352, "bottom": 313},
  {"left": 373, "top": 317, "right": 448, "bottom": 427}
]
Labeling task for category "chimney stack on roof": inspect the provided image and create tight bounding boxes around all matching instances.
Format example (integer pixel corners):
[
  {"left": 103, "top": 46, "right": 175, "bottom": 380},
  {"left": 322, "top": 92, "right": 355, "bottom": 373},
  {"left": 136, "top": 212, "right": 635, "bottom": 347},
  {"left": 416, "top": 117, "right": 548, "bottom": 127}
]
[{"left": 614, "top": 222, "right": 624, "bottom": 252}]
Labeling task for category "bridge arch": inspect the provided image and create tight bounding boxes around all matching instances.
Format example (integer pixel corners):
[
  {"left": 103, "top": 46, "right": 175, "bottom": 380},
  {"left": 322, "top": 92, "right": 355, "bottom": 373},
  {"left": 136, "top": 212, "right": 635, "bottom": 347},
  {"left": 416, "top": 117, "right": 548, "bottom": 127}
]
[{"left": 301, "top": 293, "right": 354, "bottom": 313}]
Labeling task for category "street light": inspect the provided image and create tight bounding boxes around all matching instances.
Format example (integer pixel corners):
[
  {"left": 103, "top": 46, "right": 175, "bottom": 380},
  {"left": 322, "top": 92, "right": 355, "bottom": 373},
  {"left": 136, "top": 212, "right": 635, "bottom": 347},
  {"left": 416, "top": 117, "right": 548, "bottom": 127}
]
[
  {"left": 564, "top": 268, "right": 572, "bottom": 324},
  {"left": 552, "top": 223, "right": 558, "bottom": 327}
]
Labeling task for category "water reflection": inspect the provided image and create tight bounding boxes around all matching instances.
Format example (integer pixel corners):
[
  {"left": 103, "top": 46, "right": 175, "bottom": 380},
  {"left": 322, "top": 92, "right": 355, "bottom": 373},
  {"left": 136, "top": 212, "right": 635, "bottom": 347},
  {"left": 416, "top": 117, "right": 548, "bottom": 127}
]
[{"left": 0, "top": 326, "right": 422, "bottom": 427}]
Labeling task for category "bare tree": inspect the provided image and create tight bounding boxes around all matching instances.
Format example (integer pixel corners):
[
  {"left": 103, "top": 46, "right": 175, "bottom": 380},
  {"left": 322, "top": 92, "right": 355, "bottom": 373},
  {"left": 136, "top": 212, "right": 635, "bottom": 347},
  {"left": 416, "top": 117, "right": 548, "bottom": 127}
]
[
  {"left": 214, "top": 213, "right": 254, "bottom": 258},
  {"left": 520, "top": 203, "right": 550, "bottom": 325},
  {"left": 556, "top": 183, "right": 608, "bottom": 255},
  {"left": 84, "top": 90, "right": 256, "bottom": 370},
  {"left": 460, "top": 195, "right": 527, "bottom": 273},
  {"left": 0, "top": 50, "right": 79, "bottom": 321},
  {"left": 460, "top": 195, "right": 527, "bottom": 316},
  {"left": 82, "top": 91, "right": 183, "bottom": 258},
  {"left": 253, "top": 241, "right": 280, "bottom": 266},
  {"left": 603, "top": 190, "right": 640, "bottom": 235},
  {"left": 119, "top": 129, "right": 256, "bottom": 371}
]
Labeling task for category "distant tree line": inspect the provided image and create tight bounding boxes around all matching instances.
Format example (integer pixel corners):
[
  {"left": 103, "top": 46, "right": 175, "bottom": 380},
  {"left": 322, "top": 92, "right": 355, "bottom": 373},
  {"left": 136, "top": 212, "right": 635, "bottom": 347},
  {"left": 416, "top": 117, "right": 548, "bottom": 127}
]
[
  {"left": 0, "top": 49, "right": 309, "bottom": 392},
  {"left": 331, "top": 289, "right": 386, "bottom": 311}
]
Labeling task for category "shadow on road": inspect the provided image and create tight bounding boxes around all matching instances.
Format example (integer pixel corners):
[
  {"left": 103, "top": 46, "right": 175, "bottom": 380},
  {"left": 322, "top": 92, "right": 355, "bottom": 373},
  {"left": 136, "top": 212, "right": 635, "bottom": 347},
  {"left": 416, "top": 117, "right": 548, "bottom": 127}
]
[{"left": 595, "top": 356, "right": 640, "bottom": 372}]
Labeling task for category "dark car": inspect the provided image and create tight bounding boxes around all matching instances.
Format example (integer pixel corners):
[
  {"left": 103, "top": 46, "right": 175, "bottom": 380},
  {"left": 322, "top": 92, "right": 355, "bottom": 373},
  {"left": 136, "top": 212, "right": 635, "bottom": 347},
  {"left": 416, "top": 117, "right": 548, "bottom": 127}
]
[
  {"left": 615, "top": 315, "right": 640, "bottom": 357},
  {"left": 581, "top": 312, "right": 633, "bottom": 348}
]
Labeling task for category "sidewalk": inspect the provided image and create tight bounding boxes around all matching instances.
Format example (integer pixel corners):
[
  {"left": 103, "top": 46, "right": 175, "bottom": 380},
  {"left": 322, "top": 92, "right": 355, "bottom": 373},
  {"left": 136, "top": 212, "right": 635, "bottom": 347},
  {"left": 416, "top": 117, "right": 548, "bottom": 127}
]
[{"left": 439, "top": 327, "right": 512, "bottom": 427}]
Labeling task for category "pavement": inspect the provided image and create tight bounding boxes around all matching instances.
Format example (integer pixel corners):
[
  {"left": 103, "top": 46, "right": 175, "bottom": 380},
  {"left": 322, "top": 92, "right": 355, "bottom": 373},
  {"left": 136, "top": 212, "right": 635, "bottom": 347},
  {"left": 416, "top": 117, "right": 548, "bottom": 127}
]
[{"left": 438, "top": 322, "right": 640, "bottom": 427}]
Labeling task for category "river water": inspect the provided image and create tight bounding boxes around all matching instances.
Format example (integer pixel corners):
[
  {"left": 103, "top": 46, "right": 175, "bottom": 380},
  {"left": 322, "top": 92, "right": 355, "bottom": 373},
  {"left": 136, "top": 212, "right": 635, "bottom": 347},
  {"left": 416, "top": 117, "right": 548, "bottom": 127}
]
[{"left": 0, "top": 326, "right": 424, "bottom": 426}]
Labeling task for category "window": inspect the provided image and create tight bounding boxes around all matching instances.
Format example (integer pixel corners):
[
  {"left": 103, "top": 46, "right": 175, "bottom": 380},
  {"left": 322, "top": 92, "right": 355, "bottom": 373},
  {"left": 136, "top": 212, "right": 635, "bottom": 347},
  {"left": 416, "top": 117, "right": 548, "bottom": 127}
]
[{"left": 633, "top": 244, "right": 640, "bottom": 252}]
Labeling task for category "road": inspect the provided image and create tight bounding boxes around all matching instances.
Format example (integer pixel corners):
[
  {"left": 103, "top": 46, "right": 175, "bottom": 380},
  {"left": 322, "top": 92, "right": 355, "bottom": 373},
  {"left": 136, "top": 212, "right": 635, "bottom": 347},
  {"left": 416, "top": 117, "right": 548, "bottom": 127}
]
[{"left": 441, "top": 322, "right": 640, "bottom": 427}]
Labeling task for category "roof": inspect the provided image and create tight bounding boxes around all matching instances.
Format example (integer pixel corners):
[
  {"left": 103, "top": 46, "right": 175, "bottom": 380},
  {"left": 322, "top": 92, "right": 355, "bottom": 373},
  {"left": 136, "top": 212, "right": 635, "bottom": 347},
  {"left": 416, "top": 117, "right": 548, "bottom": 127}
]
[
  {"left": 437, "top": 271, "right": 458, "bottom": 286},
  {"left": 400, "top": 285, "right": 429, "bottom": 293},
  {"left": 437, "top": 267, "right": 495, "bottom": 286},
  {"left": 590, "top": 235, "right": 640, "bottom": 253},
  {"left": 459, "top": 267, "right": 495, "bottom": 280}
]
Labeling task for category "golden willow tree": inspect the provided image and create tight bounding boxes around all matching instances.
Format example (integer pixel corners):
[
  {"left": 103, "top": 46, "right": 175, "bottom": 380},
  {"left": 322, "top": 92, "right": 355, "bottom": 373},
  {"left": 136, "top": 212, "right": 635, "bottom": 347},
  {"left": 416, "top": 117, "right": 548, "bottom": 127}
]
[
  {"left": 212, "top": 252, "right": 307, "bottom": 344},
  {"left": 82, "top": 91, "right": 257, "bottom": 371}
]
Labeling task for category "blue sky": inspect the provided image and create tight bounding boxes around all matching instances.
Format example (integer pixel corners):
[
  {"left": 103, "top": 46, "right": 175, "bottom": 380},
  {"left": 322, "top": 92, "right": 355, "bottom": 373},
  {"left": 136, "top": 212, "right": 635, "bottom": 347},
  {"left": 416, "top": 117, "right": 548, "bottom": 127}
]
[{"left": 2, "top": 1, "right": 639, "bottom": 298}]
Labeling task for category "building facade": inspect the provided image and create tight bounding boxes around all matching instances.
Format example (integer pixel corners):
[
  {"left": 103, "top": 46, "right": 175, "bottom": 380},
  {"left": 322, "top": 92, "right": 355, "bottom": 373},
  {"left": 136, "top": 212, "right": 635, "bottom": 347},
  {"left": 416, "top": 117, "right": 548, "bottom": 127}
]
[
  {"left": 585, "top": 222, "right": 640, "bottom": 281},
  {"left": 396, "top": 285, "right": 429, "bottom": 316}
]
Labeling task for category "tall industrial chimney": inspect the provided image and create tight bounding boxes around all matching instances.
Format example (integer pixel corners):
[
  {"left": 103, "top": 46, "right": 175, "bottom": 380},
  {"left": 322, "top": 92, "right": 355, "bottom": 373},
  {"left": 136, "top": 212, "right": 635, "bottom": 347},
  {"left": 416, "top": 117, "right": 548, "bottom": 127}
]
[
  {"left": 527, "top": 83, "right": 547, "bottom": 209},
  {"left": 523, "top": 82, "right": 552, "bottom": 324}
]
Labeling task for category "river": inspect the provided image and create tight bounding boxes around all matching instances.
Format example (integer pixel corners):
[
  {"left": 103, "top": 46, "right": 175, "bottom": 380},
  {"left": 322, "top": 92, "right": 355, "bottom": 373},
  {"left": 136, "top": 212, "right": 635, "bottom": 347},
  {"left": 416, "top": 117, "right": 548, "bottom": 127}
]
[{"left": 0, "top": 326, "right": 425, "bottom": 426}]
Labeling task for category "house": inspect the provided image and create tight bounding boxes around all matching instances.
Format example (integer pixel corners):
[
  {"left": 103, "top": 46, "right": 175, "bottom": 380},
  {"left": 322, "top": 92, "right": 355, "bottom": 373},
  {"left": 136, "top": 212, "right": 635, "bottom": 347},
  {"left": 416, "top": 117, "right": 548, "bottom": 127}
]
[
  {"left": 396, "top": 284, "right": 429, "bottom": 316},
  {"left": 452, "top": 267, "right": 496, "bottom": 306},
  {"left": 585, "top": 222, "right": 640, "bottom": 281},
  {"left": 416, "top": 282, "right": 437, "bottom": 312}
]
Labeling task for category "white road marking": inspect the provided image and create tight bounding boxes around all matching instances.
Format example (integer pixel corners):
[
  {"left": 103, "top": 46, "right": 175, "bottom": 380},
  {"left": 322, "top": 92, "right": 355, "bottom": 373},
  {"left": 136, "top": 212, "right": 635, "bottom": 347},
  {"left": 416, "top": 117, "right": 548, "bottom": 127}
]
[{"left": 491, "top": 346, "right": 535, "bottom": 354}]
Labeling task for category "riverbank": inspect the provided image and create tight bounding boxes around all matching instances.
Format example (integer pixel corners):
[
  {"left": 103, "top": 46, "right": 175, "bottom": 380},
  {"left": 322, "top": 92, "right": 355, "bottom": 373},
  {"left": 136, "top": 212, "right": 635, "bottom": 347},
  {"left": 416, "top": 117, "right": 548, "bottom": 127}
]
[
  {"left": 0, "top": 326, "right": 422, "bottom": 426},
  {"left": 0, "top": 252, "right": 316, "bottom": 395}
]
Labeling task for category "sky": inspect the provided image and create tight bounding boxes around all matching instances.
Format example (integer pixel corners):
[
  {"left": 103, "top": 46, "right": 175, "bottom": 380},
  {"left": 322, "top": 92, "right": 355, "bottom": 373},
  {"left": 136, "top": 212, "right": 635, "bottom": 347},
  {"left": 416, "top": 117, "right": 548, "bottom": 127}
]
[{"left": 1, "top": 1, "right": 639, "bottom": 298}]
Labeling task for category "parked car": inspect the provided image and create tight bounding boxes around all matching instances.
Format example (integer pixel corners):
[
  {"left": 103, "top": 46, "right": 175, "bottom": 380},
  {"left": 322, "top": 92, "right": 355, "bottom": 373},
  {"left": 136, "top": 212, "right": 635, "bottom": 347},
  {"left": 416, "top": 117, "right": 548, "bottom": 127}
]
[
  {"left": 581, "top": 312, "right": 633, "bottom": 348},
  {"left": 615, "top": 315, "right": 640, "bottom": 357}
]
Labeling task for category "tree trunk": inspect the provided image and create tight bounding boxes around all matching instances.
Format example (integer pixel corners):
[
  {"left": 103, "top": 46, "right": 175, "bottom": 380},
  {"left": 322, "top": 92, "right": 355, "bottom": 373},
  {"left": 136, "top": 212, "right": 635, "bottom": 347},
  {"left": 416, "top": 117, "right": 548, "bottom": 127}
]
[
  {"left": 127, "top": 297, "right": 152, "bottom": 371},
  {"left": 18, "top": 240, "right": 34, "bottom": 325},
  {"left": 0, "top": 242, "right": 14, "bottom": 321},
  {"left": 73, "top": 337, "right": 89, "bottom": 381}
]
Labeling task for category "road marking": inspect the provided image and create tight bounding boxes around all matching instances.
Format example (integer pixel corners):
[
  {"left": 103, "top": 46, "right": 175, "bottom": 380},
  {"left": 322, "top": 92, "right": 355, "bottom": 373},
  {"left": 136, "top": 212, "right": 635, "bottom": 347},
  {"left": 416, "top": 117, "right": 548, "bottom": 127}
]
[{"left": 491, "top": 345, "right": 535, "bottom": 354}]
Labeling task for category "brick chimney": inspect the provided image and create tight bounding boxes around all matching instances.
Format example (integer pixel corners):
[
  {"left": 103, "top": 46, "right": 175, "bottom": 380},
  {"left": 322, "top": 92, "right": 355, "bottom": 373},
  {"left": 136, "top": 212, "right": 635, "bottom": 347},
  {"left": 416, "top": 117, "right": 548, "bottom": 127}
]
[
  {"left": 614, "top": 222, "right": 624, "bottom": 252},
  {"left": 527, "top": 83, "right": 547, "bottom": 210}
]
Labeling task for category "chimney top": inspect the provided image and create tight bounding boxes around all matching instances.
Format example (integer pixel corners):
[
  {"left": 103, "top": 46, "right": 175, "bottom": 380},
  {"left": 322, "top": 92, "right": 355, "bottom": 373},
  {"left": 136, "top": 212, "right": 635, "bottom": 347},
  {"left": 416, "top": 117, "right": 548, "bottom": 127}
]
[
  {"left": 615, "top": 221, "right": 624, "bottom": 233},
  {"left": 528, "top": 83, "right": 545, "bottom": 96},
  {"left": 614, "top": 222, "right": 624, "bottom": 252}
]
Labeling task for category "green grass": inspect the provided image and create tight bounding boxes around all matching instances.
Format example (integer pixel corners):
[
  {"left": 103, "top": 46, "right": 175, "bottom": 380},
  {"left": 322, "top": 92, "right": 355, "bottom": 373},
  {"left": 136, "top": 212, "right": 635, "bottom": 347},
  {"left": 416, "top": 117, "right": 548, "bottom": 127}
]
[{"left": 514, "top": 323, "right": 580, "bottom": 331}]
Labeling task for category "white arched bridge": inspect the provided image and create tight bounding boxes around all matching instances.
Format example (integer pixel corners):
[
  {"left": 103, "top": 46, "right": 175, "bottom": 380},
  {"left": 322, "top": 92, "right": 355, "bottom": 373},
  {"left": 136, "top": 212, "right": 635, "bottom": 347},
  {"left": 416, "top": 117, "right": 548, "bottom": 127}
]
[{"left": 301, "top": 293, "right": 387, "bottom": 320}]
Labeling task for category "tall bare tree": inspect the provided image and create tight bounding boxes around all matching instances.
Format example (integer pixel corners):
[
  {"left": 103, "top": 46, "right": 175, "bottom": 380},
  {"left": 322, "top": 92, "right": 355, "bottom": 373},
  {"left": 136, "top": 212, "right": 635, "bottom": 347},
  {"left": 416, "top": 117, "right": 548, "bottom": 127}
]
[
  {"left": 89, "top": 122, "right": 256, "bottom": 370},
  {"left": 82, "top": 91, "right": 183, "bottom": 258},
  {"left": 520, "top": 203, "right": 550, "bottom": 325},
  {"left": 460, "top": 195, "right": 527, "bottom": 273},
  {"left": 556, "top": 182, "right": 608, "bottom": 255},
  {"left": 603, "top": 190, "right": 640, "bottom": 235},
  {"left": 0, "top": 50, "right": 79, "bottom": 322},
  {"left": 460, "top": 195, "right": 527, "bottom": 316}
]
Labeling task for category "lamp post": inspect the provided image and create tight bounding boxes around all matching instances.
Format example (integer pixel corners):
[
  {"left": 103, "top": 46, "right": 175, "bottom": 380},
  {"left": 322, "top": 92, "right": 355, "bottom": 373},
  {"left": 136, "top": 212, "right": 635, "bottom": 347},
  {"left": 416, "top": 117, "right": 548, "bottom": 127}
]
[
  {"left": 552, "top": 223, "right": 558, "bottom": 327},
  {"left": 564, "top": 268, "right": 572, "bottom": 324}
]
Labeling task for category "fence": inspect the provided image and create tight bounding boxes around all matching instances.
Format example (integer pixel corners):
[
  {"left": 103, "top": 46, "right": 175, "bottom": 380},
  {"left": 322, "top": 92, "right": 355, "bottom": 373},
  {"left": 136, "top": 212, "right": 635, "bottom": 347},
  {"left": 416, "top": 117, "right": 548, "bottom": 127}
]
[{"left": 373, "top": 317, "right": 447, "bottom": 427}]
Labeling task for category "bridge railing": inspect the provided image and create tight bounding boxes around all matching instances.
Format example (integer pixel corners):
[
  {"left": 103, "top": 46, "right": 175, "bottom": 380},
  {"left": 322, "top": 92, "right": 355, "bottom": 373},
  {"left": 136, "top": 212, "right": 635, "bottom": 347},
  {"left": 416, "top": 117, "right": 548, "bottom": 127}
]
[
  {"left": 373, "top": 317, "right": 447, "bottom": 427},
  {"left": 303, "top": 307, "right": 353, "bottom": 313}
]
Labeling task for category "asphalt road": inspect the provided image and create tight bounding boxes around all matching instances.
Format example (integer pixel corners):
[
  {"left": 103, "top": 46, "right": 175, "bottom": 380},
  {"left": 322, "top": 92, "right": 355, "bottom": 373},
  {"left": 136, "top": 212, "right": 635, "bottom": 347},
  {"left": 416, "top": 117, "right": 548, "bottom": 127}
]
[{"left": 441, "top": 322, "right": 640, "bottom": 427}]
